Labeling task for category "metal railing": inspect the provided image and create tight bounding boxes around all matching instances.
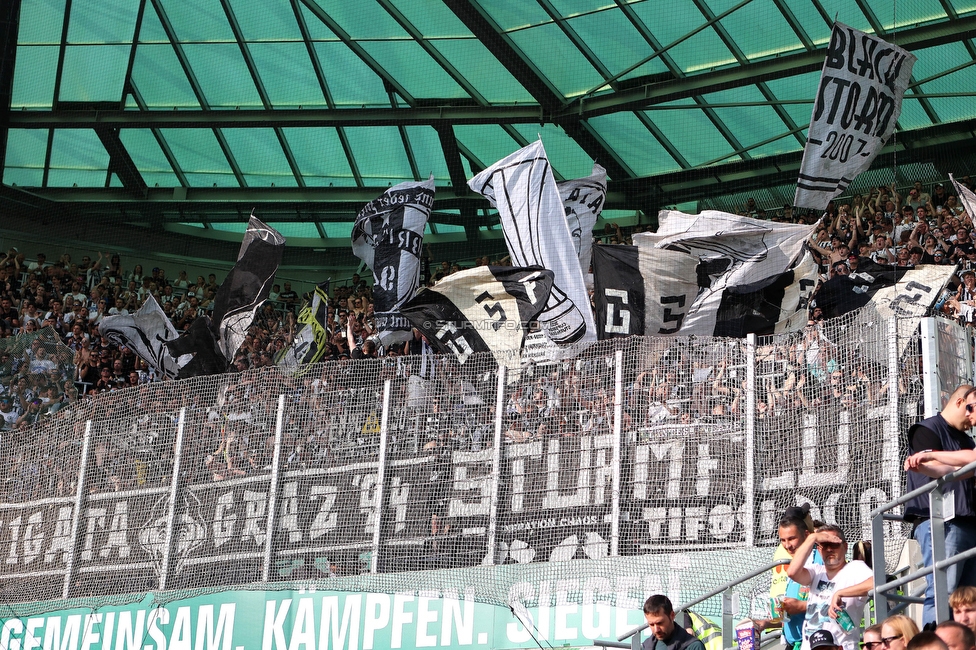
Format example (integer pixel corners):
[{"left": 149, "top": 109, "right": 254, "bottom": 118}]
[
  {"left": 870, "top": 458, "right": 976, "bottom": 622},
  {"left": 594, "top": 559, "right": 791, "bottom": 650}
]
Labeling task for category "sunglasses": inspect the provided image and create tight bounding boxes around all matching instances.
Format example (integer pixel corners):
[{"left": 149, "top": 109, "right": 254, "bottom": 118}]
[
  {"left": 863, "top": 643, "right": 882, "bottom": 650},
  {"left": 818, "top": 541, "right": 843, "bottom": 550},
  {"left": 967, "top": 403, "right": 976, "bottom": 414},
  {"left": 882, "top": 636, "right": 902, "bottom": 647}
]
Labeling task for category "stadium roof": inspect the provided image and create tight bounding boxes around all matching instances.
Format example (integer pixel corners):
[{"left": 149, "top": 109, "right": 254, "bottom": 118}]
[{"left": 2, "top": 0, "right": 976, "bottom": 272}]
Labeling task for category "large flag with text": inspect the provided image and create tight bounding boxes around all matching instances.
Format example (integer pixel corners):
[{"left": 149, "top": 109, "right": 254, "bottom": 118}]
[
  {"left": 211, "top": 215, "right": 285, "bottom": 363},
  {"left": 794, "top": 23, "right": 915, "bottom": 209},
  {"left": 633, "top": 211, "right": 816, "bottom": 336},
  {"left": 469, "top": 141, "right": 596, "bottom": 352},
  {"left": 951, "top": 173, "right": 976, "bottom": 220},
  {"left": 352, "top": 177, "right": 434, "bottom": 346},
  {"left": 558, "top": 164, "right": 607, "bottom": 274},
  {"left": 400, "top": 266, "right": 554, "bottom": 367}
]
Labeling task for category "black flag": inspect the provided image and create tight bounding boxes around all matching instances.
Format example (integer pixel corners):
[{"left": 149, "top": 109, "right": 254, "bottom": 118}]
[
  {"left": 352, "top": 177, "right": 433, "bottom": 347},
  {"left": 211, "top": 215, "right": 285, "bottom": 363},
  {"left": 591, "top": 245, "right": 644, "bottom": 338},
  {"left": 400, "top": 266, "right": 554, "bottom": 366}
]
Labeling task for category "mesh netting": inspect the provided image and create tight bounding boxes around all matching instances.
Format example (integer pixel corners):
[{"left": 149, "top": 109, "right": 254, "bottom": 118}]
[{"left": 0, "top": 309, "right": 923, "bottom": 621}]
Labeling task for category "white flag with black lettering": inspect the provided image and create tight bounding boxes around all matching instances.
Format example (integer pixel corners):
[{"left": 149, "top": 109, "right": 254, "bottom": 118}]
[
  {"left": 634, "top": 210, "right": 816, "bottom": 336},
  {"left": 468, "top": 141, "right": 597, "bottom": 354},
  {"left": 400, "top": 266, "right": 554, "bottom": 368},
  {"left": 794, "top": 22, "right": 915, "bottom": 209},
  {"left": 950, "top": 173, "right": 976, "bottom": 220},
  {"left": 558, "top": 164, "right": 607, "bottom": 274},
  {"left": 352, "top": 176, "right": 434, "bottom": 346}
]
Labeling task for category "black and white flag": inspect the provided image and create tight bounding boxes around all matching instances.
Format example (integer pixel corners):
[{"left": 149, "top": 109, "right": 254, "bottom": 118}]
[
  {"left": 352, "top": 176, "right": 434, "bottom": 346},
  {"left": 468, "top": 141, "right": 596, "bottom": 352},
  {"left": 591, "top": 245, "right": 644, "bottom": 338},
  {"left": 400, "top": 266, "right": 554, "bottom": 367},
  {"left": 634, "top": 210, "right": 816, "bottom": 336},
  {"left": 211, "top": 214, "right": 285, "bottom": 363},
  {"left": 100, "top": 295, "right": 185, "bottom": 379},
  {"left": 794, "top": 22, "right": 915, "bottom": 209},
  {"left": 950, "top": 173, "right": 976, "bottom": 220},
  {"left": 558, "top": 164, "right": 607, "bottom": 274}
]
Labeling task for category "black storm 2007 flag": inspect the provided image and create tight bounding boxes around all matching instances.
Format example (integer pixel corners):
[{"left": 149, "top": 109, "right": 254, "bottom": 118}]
[
  {"left": 352, "top": 177, "right": 434, "bottom": 347},
  {"left": 400, "top": 265, "right": 554, "bottom": 367}
]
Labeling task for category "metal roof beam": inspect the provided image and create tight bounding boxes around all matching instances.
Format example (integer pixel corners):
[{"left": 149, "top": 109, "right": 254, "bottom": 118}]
[
  {"left": 94, "top": 127, "right": 149, "bottom": 193},
  {"left": 0, "top": 0, "right": 22, "bottom": 171},
  {"left": 565, "top": 14, "right": 976, "bottom": 119}
]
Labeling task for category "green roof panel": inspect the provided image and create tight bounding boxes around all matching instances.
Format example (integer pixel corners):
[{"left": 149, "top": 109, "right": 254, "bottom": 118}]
[
  {"left": 313, "top": 42, "right": 389, "bottom": 106},
  {"left": 647, "top": 98, "right": 737, "bottom": 167},
  {"left": 360, "top": 40, "right": 467, "bottom": 99},
  {"left": 11, "top": 45, "right": 59, "bottom": 108},
  {"left": 251, "top": 42, "right": 327, "bottom": 108},
  {"left": 59, "top": 45, "right": 130, "bottom": 102},
  {"left": 453, "top": 124, "right": 522, "bottom": 171},
  {"left": 431, "top": 39, "right": 534, "bottom": 104},
  {"left": 157, "top": 0, "right": 236, "bottom": 43},
  {"left": 565, "top": 10, "right": 670, "bottom": 81},
  {"left": 2, "top": 129, "right": 49, "bottom": 187},
  {"left": 18, "top": 0, "right": 67, "bottom": 44},
  {"left": 129, "top": 44, "right": 201, "bottom": 108},
  {"left": 47, "top": 129, "right": 110, "bottom": 187},
  {"left": 509, "top": 22, "right": 607, "bottom": 98},
  {"left": 228, "top": 0, "right": 304, "bottom": 41},
  {"left": 587, "top": 112, "right": 681, "bottom": 176},
  {"left": 510, "top": 124, "right": 596, "bottom": 181},
  {"left": 708, "top": 0, "right": 806, "bottom": 61},
  {"left": 404, "top": 126, "right": 450, "bottom": 185},
  {"left": 631, "top": 0, "right": 736, "bottom": 74},
  {"left": 182, "top": 43, "right": 263, "bottom": 108},
  {"left": 222, "top": 128, "right": 298, "bottom": 187},
  {"left": 118, "top": 128, "right": 180, "bottom": 187},
  {"left": 160, "top": 129, "right": 238, "bottom": 187},
  {"left": 66, "top": 0, "right": 140, "bottom": 43},
  {"left": 389, "top": 0, "right": 472, "bottom": 38},
  {"left": 283, "top": 128, "right": 357, "bottom": 187},
  {"left": 345, "top": 126, "right": 414, "bottom": 185}
]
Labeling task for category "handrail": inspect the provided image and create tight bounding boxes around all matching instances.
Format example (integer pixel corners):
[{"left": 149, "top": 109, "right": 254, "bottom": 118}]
[
  {"left": 870, "top": 458, "right": 976, "bottom": 518},
  {"left": 614, "top": 559, "right": 791, "bottom": 643},
  {"left": 870, "top": 456, "right": 976, "bottom": 622}
]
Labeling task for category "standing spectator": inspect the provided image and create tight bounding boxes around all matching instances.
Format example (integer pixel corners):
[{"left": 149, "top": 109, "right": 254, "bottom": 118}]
[
  {"left": 903, "top": 385, "right": 976, "bottom": 625},
  {"left": 788, "top": 525, "right": 873, "bottom": 650},
  {"left": 640, "top": 595, "right": 705, "bottom": 650},
  {"left": 278, "top": 282, "right": 299, "bottom": 312},
  {"left": 753, "top": 505, "right": 822, "bottom": 650}
]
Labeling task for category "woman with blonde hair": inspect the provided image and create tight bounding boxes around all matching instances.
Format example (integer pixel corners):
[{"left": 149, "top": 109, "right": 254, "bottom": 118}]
[{"left": 880, "top": 614, "right": 919, "bottom": 650}]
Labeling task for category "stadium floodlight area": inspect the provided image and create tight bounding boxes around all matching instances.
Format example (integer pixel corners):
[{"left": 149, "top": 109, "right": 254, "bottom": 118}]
[{"left": 0, "top": 306, "right": 918, "bottom": 626}]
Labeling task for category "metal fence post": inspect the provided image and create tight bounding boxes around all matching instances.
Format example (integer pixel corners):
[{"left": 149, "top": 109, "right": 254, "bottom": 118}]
[
  {"left": 61, "top": 421, "right": 93, "bottom": 599},
  {"left": 486, "top": 364, "right": 506, "bottom": 566},
  {"left": 611, "top": 349, "right": 623, "bottom": 557},
  {"left": 930, "top": 489, "right": 949, "bottom": 623},
  {"left": 370, "top": 379, "right": 392, "bottom": 574},
  {"left": 919, "top": 317, "right": 940, "bottom": 418},
  {"left": 159, "top": 408, "right": 187, "bottom": 590},
  {"left": 261, "top": 395, "right": 287, "bottom": 582},
  {"left": 745, "top": 334, "right": 756, "bottom": 546},
  {"left": 872, "top": 512, "right": 889, "bottom": 620},
  {"left": 722, "top": 587, "right": 734, "bottom": 650}
]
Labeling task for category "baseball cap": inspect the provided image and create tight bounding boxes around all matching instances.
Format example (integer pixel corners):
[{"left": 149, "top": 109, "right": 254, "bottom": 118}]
[{"left": 809, "top": 630, "right": 838, "bottom": 650}]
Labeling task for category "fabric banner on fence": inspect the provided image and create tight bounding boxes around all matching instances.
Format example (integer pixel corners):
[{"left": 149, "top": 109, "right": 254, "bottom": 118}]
[
  {"left": 557, "top": 163, "right": 607, "bottom": 274},
  {"left": 469, "top": 141, "right": 596, "bottom": 351},
  {"left": 794, "top": 22, "right": 916, "bottom": 209},
  {"left": 400, "top": 266, "right": 554, "bottom": 366},
  {"left": 352, "top": 177, "right": 434, "bottom": 346},
  {"left": 592, "top": 244, "right": 645, "bottom": 338},
  {"left": 634, "top": 211, "right": 814, "bottom": 336},
  {"left": 211, "top": 215, "right": 286, "bottom": 364}
]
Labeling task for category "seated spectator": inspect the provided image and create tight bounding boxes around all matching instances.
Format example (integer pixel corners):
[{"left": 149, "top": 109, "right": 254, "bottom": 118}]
[
  {"left": 881, "top": 615, "right": 919, "bottom": 650},
  {"left": 908, "top": 632, "right": 949, "bottom": 650},
  {"left": 936, "top": 622, "right": 975, "bottom": 650},
  {"left": 951, "top": 587, "right": 976, "bottom": 638}
]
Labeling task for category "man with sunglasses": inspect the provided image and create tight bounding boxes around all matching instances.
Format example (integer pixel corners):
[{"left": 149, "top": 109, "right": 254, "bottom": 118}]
[
  {"left": 788, "top": 525, "right": 873, "bottom": 650},
  {"left": 903, "top": 384, "right": 976, "bottom": 625}
]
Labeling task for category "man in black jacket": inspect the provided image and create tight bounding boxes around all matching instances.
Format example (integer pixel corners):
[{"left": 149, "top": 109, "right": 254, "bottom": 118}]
[
  {"left": 642, "top": 595, "right": 704, "bottom": 650},
  {"left": 904, "top": 384, "right": 976, "bottom": 625}
]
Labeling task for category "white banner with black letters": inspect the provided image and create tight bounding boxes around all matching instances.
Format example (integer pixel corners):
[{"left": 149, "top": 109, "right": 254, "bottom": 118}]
[
  {"left": 794, "top": 22, "right": 916, "bottom": 209},
  {"left": 469, "top": 141, "right": 597, "bottom": 352},
  {"left": 634, "top": 211, "right": 815, "bottom": 336},
  {"left": 558, "top": 164, "right": 607, "bottom": 275}
]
